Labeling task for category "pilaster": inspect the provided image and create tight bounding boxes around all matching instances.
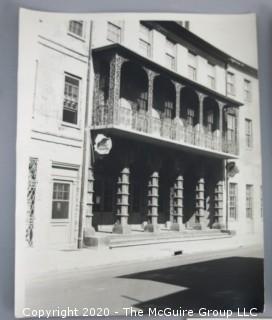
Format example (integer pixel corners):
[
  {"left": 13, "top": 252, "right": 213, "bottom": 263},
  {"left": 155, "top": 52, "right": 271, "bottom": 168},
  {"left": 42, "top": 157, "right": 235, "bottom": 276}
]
[{"left": 83, "top": 166, "right": 96, "bottom": 245}]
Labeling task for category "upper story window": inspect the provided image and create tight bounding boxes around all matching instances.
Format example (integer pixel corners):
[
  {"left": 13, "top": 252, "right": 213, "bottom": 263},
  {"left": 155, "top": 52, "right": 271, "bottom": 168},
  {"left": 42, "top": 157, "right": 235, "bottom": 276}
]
[
  {"left": 63, "top": 74, "right": 80, "bottom": 125},
  {"left": 107, "top": 21, "right": 122, "bottom": 43},
  {"left": 187, "top": 108, "right": 195, "bottom": 126},
  {"left": 165, "top": 38, "right": 176, "bottom": 71},
  {"left": 207, "top": 63, "right": 216, "bottom": 89},
  {"left": 139, "top": 23, "right": 152, "bottom": 58},
  {"left": 244, "top": 79, "right": 252, "bottom": 102},
  {"left": 246, "top": 184, "right": 254, "bottom": 219},
  {"left": 229, "top": 183, "right": 238, "bottom": 220},
  {"left": 245, "top": 119, "right": 253, "bottom": 148},
  {"left": 188, "top": 51, "right": 197, "bottom": 81},
  {"left": 205, "top": 110, "right": 214, "bottom": 132},
  {"left": 226, "top": 113, "right": 236, "bottom": 142},
  {"left": 68, "top": 20, "right": 84, "bottom": 38},
  {"left": 227, "top": 71, "right": 235, "bottom": 96}
]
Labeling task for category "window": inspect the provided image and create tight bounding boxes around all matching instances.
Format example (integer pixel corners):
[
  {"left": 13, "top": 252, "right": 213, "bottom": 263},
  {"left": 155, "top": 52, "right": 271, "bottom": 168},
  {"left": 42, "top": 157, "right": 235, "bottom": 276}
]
[
  {"left": 244, "top": 79, "right": 251, "bottom": 102},
  {"left": 226, "top": 113, "right": 236, "bottom": 142},
  {"left": 207, "top": 63, "right": 216, "bottom": 89},
  {"left": 245, "top": 119, "right": 253, "bottom": 148},
  {"left": 165, "top": 100, "right": 174, "bottom": 119},
  {"left": 165, "top": 39, "right": 176, "bottom": 70},
  {"left": 139, "top": 23, "right": 152, "bottom": 57},
  {"left": 107, "top": 21, "right": 122, "bottom": 43},
  {"left": 188, "top": 52, "right": 197, "bottom": 81},
  {"left": 246, "top": 184, "right": 253, "bottom": 219},
  {"left": 63, "top": 75, "right": 80, "bottom": 125},
  {"left": 205, "top": 110, "right": 214, "bottom": 132},
  {"left": 68, "top": 21, "right": 84, "bottom": 38},
  {"left": 187, "top": 108, "right": 195, "bottom": 126},
  {"left": 229, "top": 183, "right": 238, "bottom": 220},
  {"left": 52, "top": 182, "right": 70, "bottom": 219},
  {"left": 227, "top": 71, "right": 235, "bottom": 95}
]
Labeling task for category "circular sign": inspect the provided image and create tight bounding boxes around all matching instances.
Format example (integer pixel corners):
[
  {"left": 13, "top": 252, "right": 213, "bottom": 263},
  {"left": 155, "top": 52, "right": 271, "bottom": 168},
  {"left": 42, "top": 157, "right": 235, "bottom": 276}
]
[{"left": 94, "top": 134, "right": 112, "bottom": 155}]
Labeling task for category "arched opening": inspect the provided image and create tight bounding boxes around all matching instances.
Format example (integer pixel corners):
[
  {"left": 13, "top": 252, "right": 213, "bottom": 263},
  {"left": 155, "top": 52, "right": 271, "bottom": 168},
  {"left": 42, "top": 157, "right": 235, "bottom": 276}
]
[
  {"left": 153, "top": 76, "right": 176, "bottom": 120},
  {"left": 180, "top": 87, "right": 199, "bottom": 127},
  {"left": 203, "top": 97, "right": 219, "bottom": 133},
  {"left": 120, "top": 62, "right": 148, "bottom": 112}
]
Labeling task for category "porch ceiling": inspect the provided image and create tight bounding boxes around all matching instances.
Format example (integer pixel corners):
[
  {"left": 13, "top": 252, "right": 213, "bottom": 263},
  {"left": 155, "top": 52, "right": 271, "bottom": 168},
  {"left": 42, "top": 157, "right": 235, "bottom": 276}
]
[{"left": 92, "top": 43, "right": 243, "bottom": 108}]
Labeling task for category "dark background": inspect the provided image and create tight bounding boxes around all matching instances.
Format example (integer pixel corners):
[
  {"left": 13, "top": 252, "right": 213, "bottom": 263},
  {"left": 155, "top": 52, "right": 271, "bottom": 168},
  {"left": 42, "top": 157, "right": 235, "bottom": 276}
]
[{"left": 0, "top": 0, "right": 271, "bottom": 318}]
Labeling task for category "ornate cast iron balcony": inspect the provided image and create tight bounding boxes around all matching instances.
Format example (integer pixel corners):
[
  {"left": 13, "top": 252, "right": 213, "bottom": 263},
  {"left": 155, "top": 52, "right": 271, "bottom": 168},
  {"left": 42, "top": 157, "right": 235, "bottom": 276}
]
[
  {"left": 92, "top": 104, "right": 239, "bottom": 156},
  {"left": 92, "top": 44, "right": 242, "bottom": 158}
]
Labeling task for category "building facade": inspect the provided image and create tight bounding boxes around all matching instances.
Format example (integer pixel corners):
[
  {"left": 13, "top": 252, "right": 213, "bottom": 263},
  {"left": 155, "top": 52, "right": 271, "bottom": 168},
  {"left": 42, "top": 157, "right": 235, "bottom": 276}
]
[{"left": 22, "top": 17, "right": 263, "bottom": 249}]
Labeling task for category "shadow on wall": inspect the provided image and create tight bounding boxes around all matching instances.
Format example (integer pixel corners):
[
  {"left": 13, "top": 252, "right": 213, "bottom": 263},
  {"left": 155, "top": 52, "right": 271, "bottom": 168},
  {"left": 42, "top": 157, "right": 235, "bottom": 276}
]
[{"left": 118, "top": 257, "right": 264, "bottom": 313}]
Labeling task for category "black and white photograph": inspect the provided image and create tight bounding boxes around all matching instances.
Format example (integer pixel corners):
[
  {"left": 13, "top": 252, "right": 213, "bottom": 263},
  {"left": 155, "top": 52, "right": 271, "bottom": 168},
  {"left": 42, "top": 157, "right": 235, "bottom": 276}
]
[{"left": 15, "top": 9, "right": 264, "bottom": 317}]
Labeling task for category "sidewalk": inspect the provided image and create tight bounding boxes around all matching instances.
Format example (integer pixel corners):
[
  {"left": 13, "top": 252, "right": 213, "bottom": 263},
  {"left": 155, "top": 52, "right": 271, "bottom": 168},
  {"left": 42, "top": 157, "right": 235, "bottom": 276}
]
[{"left": 24, "top": 233, "right": 255, "bottom": 280}]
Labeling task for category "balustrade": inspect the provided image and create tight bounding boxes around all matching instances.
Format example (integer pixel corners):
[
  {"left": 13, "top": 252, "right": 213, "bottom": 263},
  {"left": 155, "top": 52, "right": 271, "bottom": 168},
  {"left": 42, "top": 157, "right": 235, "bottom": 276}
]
[{"left": 92, "top": 103, "right": 238, "bottom": 155}]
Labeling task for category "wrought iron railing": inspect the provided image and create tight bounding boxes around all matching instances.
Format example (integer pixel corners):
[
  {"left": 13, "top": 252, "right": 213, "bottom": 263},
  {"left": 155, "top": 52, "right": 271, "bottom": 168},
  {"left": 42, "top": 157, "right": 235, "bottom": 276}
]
[{"left": 93, "top": 104, "right": 239, "bottom": 155}]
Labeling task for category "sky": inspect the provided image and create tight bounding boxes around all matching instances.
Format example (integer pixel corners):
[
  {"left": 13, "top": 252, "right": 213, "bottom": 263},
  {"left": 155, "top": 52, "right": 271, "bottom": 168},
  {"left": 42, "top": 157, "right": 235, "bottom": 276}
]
[{"left": 185, "top": 14, "right": 258, "bottom": 68}]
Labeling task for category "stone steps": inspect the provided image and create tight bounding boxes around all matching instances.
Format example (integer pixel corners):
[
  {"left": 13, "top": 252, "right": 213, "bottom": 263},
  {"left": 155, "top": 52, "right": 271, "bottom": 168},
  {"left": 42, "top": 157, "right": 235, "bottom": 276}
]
[{"left": 108, "top": 230, "right": 231, "bottom": 249}]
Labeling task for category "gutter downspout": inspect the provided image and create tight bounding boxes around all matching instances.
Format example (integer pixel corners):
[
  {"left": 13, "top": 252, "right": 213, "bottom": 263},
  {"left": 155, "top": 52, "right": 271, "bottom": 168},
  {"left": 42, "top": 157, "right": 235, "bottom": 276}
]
[{"left": 78, "top": 21, "right": 93, "bottom": 249}]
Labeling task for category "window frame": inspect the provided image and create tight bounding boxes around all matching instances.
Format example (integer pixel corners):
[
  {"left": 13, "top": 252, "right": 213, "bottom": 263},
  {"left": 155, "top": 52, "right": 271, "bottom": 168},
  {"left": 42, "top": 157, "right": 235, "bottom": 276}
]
[
  {"left": 139, "top": 23, "right": 152, "bottom": 58},
  {"left": 107, "top": 21, "right": 122, "bottom": 44},
  {"left": 244, "top": 78, "right": 252, "bottom": 102},
  {"left": 245, "top": 118, "right": 253, "bottom": 148},
  {"left": 62, "top": 73, "right": 81, "bottom": 127},
  {"left": 229, "top": 183, "right": 238, "bottom": 220},
  {"left": 165, "top": 38, "right": 176, "bottom": 71},
  {"left": 51, "top": 180, "right": 72, "bottom": 222},
  {"left": 207, "top": 63, "right": 216, "bottom": 90},
  {"left": 188, "top": 51, "right": 197, "bottom": 81},
  {"left": 246, "top": 184, "right": 254, "bottom": 219},
  {"left": 227, "top": 71, "right": 236, "bottom": 96},
  {"left": 68, "top": 20, "right": 85, "bottom": 40}
]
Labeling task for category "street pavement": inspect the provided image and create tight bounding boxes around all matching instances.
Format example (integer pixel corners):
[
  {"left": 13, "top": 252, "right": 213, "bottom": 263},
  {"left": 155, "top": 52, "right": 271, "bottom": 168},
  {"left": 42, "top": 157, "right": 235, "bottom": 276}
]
[{"left": 25, "top": 245, "right": 263, "bottom": 316}]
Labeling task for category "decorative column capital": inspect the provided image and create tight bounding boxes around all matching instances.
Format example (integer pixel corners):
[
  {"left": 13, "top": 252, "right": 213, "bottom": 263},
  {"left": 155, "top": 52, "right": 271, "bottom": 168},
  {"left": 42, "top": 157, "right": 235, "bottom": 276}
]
[
  {"left": 197, "top": 91, "right": 207, "bottom": 104},
  {"left": 217, "top": 100, "right": 226, "bottom": 111},
  {"left": 143, "top": 67, "right": 159, "bottom": 82},
  {"left": 171, "top": 81, "right": 185, "bottom": 92},
  {"left": 109, "top": 53, "right": 128, "bottom": 70}
]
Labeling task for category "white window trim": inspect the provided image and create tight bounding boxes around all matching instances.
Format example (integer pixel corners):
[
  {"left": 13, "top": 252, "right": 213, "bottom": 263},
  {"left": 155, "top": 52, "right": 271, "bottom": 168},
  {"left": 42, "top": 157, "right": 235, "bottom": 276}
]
[
  {"left": 227, "top": 71, "right": 236, "bottom": 96},
  {"left": 61, "top": 72, "right": 82, "bottom": 129},
  {"left": 51, "top": 179, "right": 74, "bottom": 224},
  {"left": 107, "top": 21, "right": 124, "bottom": 44},
  {"left": 67, "top": 20, "right": 86, "bottom": 41},
  {"left": 245, "top": 118, "right": 253, "bottom": 149},
  {"left": 244, "top": 78, "right": 252, "bottom": 102}
]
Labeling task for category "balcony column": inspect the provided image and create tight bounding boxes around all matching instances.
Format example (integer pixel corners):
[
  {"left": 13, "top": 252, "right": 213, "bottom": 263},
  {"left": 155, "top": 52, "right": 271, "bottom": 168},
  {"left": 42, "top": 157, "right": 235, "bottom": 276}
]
[
  {"left": 198, "top": 92, "right": 205, "bottom": 129},
  {"left": 113, "top": 164, "right": 131, "bottom": 234},
  {"left": 193, "top": 166, "right": 206, "bottom": 230},
  {"left": 196, "top": 92, "right": 206, "bottom": 146},
  {"left": 217, "top": 101, "right": 225, "bottom": 151},
  {"left": 171, "top": 161, "right": 185, "bottom": 232},
  {"left": 108, "top": 54, "right": 128, "bottom": 125},
  {"left": 143, "top": 68, "right": 159, "bottom": 133}
]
